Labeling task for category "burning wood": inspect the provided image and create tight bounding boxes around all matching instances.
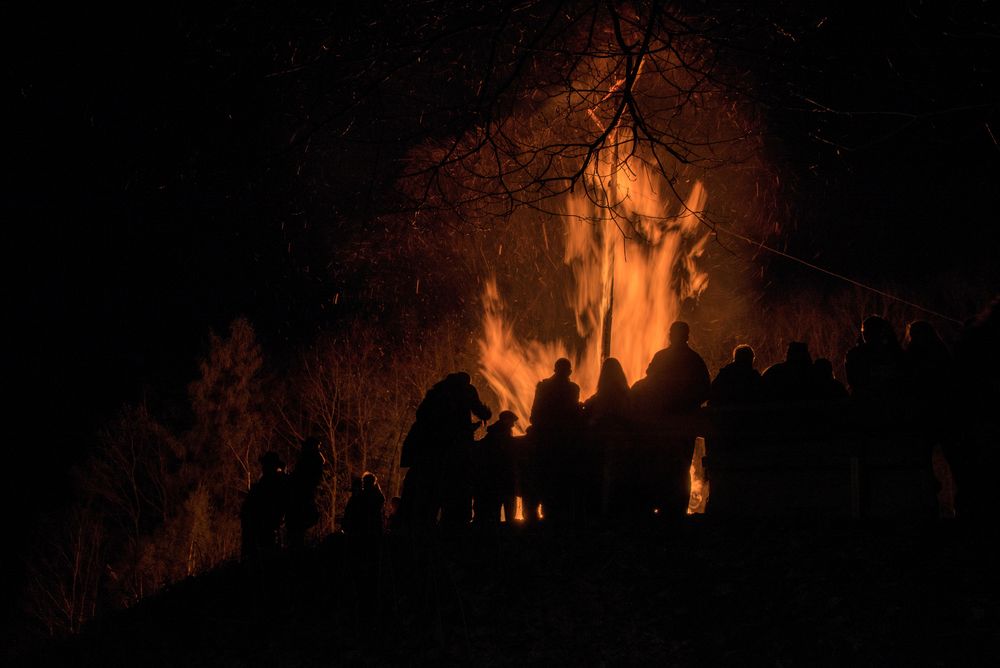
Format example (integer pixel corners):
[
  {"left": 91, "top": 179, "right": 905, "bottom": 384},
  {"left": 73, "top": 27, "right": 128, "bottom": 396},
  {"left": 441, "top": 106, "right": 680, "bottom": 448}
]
[{"left": 479, "top": 154, "right": 711, "bottom": 511}]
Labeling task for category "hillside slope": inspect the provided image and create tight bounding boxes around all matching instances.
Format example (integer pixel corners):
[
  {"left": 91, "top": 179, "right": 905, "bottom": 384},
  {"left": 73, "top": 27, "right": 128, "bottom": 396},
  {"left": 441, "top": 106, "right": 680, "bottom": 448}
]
[{"left": 18, "top": 519, "right": 998, "bottom": 667}]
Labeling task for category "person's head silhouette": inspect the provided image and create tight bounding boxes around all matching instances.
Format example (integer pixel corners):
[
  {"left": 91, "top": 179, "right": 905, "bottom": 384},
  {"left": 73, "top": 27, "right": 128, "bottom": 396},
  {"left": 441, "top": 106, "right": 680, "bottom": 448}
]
[
  {"left": 733, "top": 344, "right": 754, "bottom": 367},
  {"left": 669, "top": 321, "right": 690, "bottom": 346},
  {"left": 497, "top": 410, "right": 518, "bottom": 427}
]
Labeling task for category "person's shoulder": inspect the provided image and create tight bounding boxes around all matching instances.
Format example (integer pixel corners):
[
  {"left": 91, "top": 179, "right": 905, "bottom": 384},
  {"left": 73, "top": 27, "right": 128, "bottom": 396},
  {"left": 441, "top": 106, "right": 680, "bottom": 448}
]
[{"left": 686, "top": 346, "right": 709, "bottom": 368}]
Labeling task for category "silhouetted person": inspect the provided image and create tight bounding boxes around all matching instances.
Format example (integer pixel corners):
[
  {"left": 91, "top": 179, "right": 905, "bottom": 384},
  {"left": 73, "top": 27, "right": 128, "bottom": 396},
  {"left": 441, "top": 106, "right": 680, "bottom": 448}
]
[
  {"left": 359, "top": 472, "right": 386, "bottom": 538},
  {"left": 904, "top": 320, "right": 955, "bottom": 431},
  {"left": 583, "top": 358, "right": 631, "bottom": 425},
  {"left": 530, "top": 358, "right": 582, "bottom": 430},
  {"left": 400, "top": 372, "right": 491, "bottom": 531},
  {"left": 762, "top": 341, "right": 818, "bottom": 402},
  {"left": 640, "top": 321, "right": 711, "bottom": 416},
  {"left": 952, "top": 300, "right": 1000, "bottom": 518},
  {"left": 582, "top": 358, "right": 631, "bottom": 518},
  {"left": 904, "top": 320, "right": 954, "bottom": 404},
  {"left": 631, "top": 321, "right": 710, "bottom": 520},
  {"left": 845, "top": 315, "right": 906, "bottom": 403},
  {"left": 438, "top": 374, "right": 491, "bottom": 531},
  {"left": 473, "top": 411, "right": 519, "bottom": 528},
  {"left": 844, "top": 315, "right": 908, "bottom": 437},
  {"left": 346, "top": 473, "right": 385, "bottom": 635},
  {"left": 512, "top": 433, "right": 541, "bottom": 525},
  {"left": 813, "top": 358, "right": 849, "bottom": 401},
  {"left": 529, "top": 358, "right": 582, "bottom": 523},
  {"left": 286, "top": 436, "right": 327, "bottom": 549},
  {"left": 341, "top": 476, "right": 364, "bottom": 536},
  {"left": 956, "top": 297, "right": 1000, "bottom": 418},
  {"left": 903, "top": 320, "right": 957, "bottom": 514},
  {"left": 240, "top": 451, "right": 288, "bottom": 567},
  {"left": 385, "top": 496, "right": 404, "bottom": 534},
  {"left": 710, "top": 344, "right": 764, "bottom": 407}
]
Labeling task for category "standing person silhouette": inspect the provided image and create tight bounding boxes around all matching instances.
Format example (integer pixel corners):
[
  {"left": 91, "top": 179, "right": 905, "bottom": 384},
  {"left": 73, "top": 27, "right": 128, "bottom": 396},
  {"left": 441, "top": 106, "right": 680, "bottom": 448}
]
[
  {"left": 529, "top": 358, "right": 582, "bottom": 523},
  {"left": 240, "top": 452, "right": 288, "bottom": 568},
  {"left": 643, "top": 321, "right": 711, "bottom": 414},
  {"left": 286, "top": 437, "right": 326, "bottom": 549},
  {"left": 632, "top": 321, "right": 710, "bottom": 519},
  {"left": 710, "top": 344, "right": 763, "bottom": 407},
  {"left": 582, "top": 357, "right": 631, "bottom": 518},
  {"left": 472, "top": 411, "right": 519, "bottom": 528},
  {"left": 762, "top": 341, "right": 818, "bottom": 402},
  {"left": 846, "top": 315, "right": 906, "bottom": 403},
  {"left": 399, "top": 372, "right": 491, "bottom": 531}
]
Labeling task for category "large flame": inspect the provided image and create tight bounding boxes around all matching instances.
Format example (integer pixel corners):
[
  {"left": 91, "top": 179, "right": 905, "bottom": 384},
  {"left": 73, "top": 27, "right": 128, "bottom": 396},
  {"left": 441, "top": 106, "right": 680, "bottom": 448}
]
[{"left": 479, "top": 156, "right": 711, "bottom": 514}]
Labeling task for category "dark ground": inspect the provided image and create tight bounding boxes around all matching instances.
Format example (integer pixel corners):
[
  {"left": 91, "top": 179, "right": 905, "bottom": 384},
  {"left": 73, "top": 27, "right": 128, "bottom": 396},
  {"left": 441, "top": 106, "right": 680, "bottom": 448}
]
[{"left": 14, "top": 518, "right": 998, "bottom": 667}]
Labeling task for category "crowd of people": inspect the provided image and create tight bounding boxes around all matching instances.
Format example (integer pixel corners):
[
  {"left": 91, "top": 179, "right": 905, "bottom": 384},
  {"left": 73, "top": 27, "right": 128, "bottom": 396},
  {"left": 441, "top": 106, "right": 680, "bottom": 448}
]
[
  {"left": 397, "top": 311, "right": 999, "bottom": 531},
  {"left": 241, "top": 300, "right": 1000, "bottom": 558},
  {"left": 240, "top": 437, "right": 328, "bottom": 566},
  {"left": 240, "top": 441, "right": 389, "bottom": 565}
]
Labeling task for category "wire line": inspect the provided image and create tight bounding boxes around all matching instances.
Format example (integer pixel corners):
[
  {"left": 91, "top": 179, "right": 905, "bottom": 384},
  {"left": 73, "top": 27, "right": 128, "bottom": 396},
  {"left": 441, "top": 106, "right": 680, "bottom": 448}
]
[{"left": 712, "top": 226, "right": 965, "bottom": 325}]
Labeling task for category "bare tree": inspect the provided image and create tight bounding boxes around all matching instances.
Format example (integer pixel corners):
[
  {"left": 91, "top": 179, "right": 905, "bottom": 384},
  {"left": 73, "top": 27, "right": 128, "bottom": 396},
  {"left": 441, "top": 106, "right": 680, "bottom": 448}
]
[
  {"left": 281, "top": 319, "right": 479, "bottom": 531},
  {"left": 384, "top": 2, "right": 762, "bottom": 228},
  {"left": 283, "top": 328, "right": 402, "bottom": 533},
  {"left": 23, "top": 508, "right": 106, "bottom": 636},
  {"left": 74, "top": 405, "right": 183, "bottom": 604},
  {"left": 185, "top": 317, "right": 278, "bottom": 563}
]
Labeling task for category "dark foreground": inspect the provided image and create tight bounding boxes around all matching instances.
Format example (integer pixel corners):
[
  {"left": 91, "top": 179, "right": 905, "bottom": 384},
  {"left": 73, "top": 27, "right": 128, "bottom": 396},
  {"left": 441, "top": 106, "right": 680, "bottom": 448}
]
[{"left": 16, "top": 518, "right": 999, "bottom": 667}]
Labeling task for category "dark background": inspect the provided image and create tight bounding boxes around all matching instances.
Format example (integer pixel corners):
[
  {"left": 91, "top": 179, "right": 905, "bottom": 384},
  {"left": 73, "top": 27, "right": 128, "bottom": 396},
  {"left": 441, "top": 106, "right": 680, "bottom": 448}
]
[{"left": 3, "top": 0, "right": 998, "bottom": 625}]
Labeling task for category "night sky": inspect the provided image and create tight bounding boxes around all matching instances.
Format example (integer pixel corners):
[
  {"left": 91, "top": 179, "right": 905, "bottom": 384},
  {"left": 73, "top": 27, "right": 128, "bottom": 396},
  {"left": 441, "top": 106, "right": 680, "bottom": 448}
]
[{"left": 3, "top": 0, "right": 998, "bottom": 609}]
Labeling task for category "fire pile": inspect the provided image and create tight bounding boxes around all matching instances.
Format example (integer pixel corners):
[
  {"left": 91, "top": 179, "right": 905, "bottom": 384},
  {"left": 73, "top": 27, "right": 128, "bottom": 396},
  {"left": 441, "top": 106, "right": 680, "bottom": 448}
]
[{"left": 479, "top": 153, "right": 712, "bottom": 513}]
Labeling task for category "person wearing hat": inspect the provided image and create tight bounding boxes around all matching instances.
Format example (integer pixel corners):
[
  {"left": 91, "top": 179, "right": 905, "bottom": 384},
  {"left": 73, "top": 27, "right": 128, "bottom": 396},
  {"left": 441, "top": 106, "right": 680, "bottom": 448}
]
[
  {"left": 472, "top": 410, "right": 520, "bottom": 528},
  {"left": 529, "top": 358, "right": 582, "bottom": 524}
]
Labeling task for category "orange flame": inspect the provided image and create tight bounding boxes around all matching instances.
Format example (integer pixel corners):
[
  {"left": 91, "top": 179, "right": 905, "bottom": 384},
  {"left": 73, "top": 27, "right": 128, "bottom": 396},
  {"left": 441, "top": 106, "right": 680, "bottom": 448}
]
[{"left": 479, "top": 157, "right": 711, "bottom": 513}]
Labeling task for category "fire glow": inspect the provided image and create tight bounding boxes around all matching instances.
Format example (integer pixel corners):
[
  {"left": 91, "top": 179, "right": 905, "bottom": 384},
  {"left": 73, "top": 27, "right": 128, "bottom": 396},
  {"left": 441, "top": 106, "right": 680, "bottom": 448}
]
[{"left": 479, "top": 155, "right": 712, "bottom": 514}]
